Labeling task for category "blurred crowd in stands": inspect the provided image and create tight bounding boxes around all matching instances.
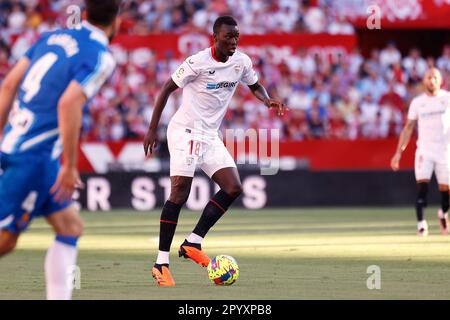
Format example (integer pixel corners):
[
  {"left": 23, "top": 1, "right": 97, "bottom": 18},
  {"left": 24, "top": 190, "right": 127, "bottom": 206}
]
[
  {"left": 0, "top": 0, "right": 355, "bottom": 36},
  {"left": 1, "top": 0, "right": 450, "bottom": 145}
]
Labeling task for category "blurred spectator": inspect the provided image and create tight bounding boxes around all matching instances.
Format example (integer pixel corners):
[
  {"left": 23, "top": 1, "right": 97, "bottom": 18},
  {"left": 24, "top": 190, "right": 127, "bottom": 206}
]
[
  {"left": 379, "top": 83, "right": 404, "bottom": 137},
  {"left": 380, "top": 41, "right": 401, "bottom": 69},
  {"left": 110, "top": 113, "right": 126, "bottom": 141},
  {"left": 327, "top": 15, "right": 354, "bottom": 35},
  {"left": 334, "top": 60, "right": 356, "bottom": 95},
  {"left": 348, "top": 47, "right": 364, "bottom": 75},
  {"left": 8, "top": 3, "right": 27, "bottom": 36},
  {"left": 303, "top": 0, "right": 327, "bottom": 33},
  {"left": 288, "top": 87, "right": 313, "bottom": 111},
  {"left": 306, "top": 98, "right": 327, "bottom": 138},
  {"left": 285, "top": 109, "right": 310, "bottom": 140},
  {"left": 359, "top": 69, "right": 388, "bottom": 102},
  {"left": 386, "top": 61, "right": 407, "bottom": 85},
  {"left": 359, "top": 94, "right": 379, "bottom": 138},
  {"left": 379, "top": 81, "right": 405, "bottom": 114},
  {"left": 286, "top": 47, "right": 316, "bottom": 75},
  {"left": 336, "top": 93, "right": 357, "bottom": 123},
  {"left": 403, "top": 48, "right": 427, "bottom": 79},
  {"left": 327, "top": 105, "right": 347, "bottom": 139},
  {"left": 365, "top": 49, "right": 381, "bottom": 75},
  {"left": 437, "top": 45, "right": 450, "bottom": 73}
]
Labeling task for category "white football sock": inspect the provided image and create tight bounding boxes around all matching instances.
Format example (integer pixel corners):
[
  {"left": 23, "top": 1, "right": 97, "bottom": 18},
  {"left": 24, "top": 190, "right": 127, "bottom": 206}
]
[
  {"left": 45, "top": 239, "right": 78, "bottom": 300},
  {"left": 186, "top": 233, "right": 204, "bottom": 244},
  {"left": 156, "top": 250, "right": 170, "bottom": 265},
  {"left": 418, "top": 220, "right": 428, "bottom": 230}
]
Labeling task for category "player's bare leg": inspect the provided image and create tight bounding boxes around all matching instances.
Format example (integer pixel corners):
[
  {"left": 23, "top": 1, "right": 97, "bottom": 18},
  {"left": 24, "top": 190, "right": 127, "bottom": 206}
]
[
  {"left": 47, "top": 206, "right": 84, "bottom": 236},
  {"left": 153, "top": 176, "right": 192, "bottom": 286},
  {"left": 44, "top": 205, "right": 83, "bottom": 300},
  {"left": 211, "top": 167, "right": 243, "bottom": 199},
  {"left": 416, "top": 180, "right": 430, "bottom": 236},
  {"left": 0, "top": 231, "right": 19, "bottom": 257},
  {"left": 438, "top": 184, "right": 449, "bottom": 235},
  {"left": 180, "top": 167, "right": 242, "bottom": 267}
]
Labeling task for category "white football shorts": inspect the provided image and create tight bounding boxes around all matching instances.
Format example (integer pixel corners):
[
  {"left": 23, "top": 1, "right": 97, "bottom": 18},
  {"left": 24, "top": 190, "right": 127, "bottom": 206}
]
[
  {"left": 167, "top": 121, "right": 237, "bottom": 178},
  {"left": 414, "top": 149, "right": 449, "bottom": 185}
]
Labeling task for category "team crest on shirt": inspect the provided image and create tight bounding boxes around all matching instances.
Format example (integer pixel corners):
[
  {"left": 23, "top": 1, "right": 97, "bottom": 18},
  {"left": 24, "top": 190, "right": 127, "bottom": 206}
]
[
  {"left": 234, "top": 65, "right": 241, "bottom": 74},
  {"left": 175, "top": 67, "right": 185, "bottom": 78},
  {"left": 186, "top": 156, "right": 194, "bottom": 166}
]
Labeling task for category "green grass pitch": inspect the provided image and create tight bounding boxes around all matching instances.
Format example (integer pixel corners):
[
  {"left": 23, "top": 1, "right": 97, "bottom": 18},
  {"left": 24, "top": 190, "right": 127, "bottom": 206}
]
[{"left": 1, "top": 208, "right": 450, "bottom": 300}]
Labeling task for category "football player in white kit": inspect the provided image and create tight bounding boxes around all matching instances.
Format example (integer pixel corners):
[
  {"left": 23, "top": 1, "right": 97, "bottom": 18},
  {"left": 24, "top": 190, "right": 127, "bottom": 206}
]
[
  {"left": 143, "top": 16, "right": 285, "bottom": 286},
  {"left": 391, "top": 68, "right": 450, "bottom": 236}
]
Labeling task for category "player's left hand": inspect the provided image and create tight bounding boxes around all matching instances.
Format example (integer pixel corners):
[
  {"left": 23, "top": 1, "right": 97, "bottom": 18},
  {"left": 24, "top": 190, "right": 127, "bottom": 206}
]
[
  {"left": 265, "top": 98, "right": 287, "bottom": 116},
  {"left": 50, "top": 165, "right": 84, "bottom": 204},
  {"left": 390, "top": 152, "right": 402, "bottom": 172},
  {"left": 143, "top": 128, "right": 158, "bottom": 156}
]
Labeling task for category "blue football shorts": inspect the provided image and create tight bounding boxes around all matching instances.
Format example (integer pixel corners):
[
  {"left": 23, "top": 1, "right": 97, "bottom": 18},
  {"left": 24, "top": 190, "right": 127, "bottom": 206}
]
[{"left": 0, "top": 152, "right": 72, "bottom": 234}]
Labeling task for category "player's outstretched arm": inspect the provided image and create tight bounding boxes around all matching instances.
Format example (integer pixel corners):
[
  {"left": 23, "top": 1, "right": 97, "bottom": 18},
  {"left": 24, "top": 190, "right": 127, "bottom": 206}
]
[
  {"left": 248, "top": 81, "right": 286, "bottom": 116},
  {"left": 143, "top": 78, "right": 179, "bottom": 156},
  {"left": 0, "top": 58, "right": 30, "bottom": 133},
  {"left": 391, "top": 119, "right": 416, "bottom": 171},
  {"left": 50, "top": 81, "right": 86, "bottom": 203}
]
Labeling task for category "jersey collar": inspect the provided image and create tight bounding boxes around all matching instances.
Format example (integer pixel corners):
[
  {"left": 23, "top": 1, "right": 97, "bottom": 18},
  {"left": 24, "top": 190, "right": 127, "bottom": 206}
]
[
  {"left": 425, "top": 89, "right": 443, "bottom": 98},
  {"left": 210, "top": 46, "right": 233, "bottom": 64},
  {"left": 82, "top": 21, "right": 109, "bottom": 46}
]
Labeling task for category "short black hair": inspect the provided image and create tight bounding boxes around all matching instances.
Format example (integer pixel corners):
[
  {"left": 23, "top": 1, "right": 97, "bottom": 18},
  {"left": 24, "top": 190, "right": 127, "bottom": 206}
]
[
  {"left": 213, "top": 16, "right": 238, "bottom": 34},
  {"left": 85, "top": 0, "right": 121, "bottom": 27}
]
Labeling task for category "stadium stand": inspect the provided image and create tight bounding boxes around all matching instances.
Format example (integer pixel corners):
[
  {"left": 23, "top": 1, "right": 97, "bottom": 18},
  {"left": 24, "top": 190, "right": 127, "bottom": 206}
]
[{"left": 0, "top": 0, "right": 449, "bottom": 148}]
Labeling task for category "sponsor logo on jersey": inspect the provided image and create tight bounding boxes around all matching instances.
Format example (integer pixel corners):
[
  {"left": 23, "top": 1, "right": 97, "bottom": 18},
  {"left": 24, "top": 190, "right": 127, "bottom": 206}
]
[
  {"left": 206, "top": 81, "right": 238, "bottom": 90},
  {"left": 420, "top": 110, "right": 445, "bottom": 118}
]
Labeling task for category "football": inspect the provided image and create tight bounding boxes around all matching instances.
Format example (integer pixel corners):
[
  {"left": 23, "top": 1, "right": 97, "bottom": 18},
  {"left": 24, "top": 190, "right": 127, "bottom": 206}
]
[{"left": 207, "top": 255, "right": 239, "bottom": 286}]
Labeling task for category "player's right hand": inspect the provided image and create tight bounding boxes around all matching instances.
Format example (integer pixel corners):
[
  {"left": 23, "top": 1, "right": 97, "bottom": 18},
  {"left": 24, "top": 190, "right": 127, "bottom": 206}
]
[
  {"left": 51, "top": 165, "right": 84, "bottom": 203},
  {"left": 390, "top": 152, "right": 401, "bottom": 171},
  {"left": 143, "top": 128, "right": 158, "bottom": 156}
]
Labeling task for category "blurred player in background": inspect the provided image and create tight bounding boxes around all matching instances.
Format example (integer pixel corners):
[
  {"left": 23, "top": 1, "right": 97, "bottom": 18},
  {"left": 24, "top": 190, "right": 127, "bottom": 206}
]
[
  {"left": 0, "top": 0, "right": 120, "bottom": 299},
  {"left": 144, "top": 16, "right": 286, "bottom": 286},
  {"left": 391, "top": 68, "right": 450, "bottom": 236}
]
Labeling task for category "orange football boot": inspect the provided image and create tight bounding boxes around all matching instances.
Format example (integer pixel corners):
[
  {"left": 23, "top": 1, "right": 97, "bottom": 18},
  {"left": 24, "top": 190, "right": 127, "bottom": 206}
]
[
  {"left": 151, "top": 264, "right": 175, "bottom": 287},
  {"left": 178, "top": 240, "right": 211, "bottom": 267}
]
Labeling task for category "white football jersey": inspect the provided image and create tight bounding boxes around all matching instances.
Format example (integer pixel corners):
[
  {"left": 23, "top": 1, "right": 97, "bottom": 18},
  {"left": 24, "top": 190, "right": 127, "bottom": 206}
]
[
  {"left": 171, "top": 47, "right": 258, "bottom": 135},
  {"left": 408, "top": 90, "right": 450, "bottom": 152}
]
